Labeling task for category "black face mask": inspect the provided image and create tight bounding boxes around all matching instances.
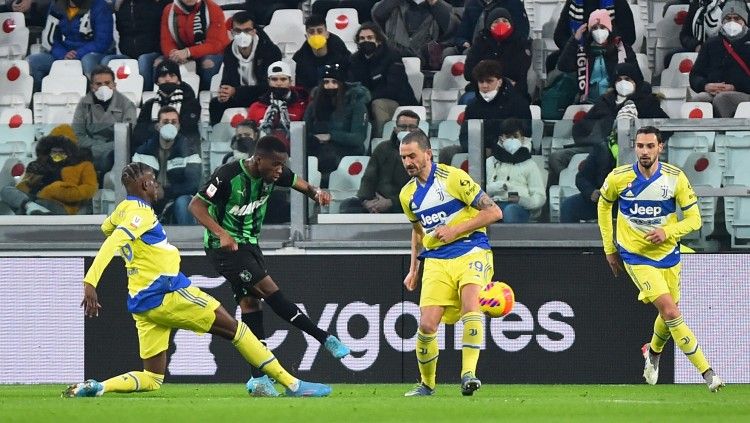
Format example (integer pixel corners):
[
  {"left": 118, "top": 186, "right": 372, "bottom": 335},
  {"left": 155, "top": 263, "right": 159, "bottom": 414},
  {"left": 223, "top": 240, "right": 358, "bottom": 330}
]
[
  {"left": 358, "top": 41, "right": 377, "bottom": 56},
  {"left": 323, "top": 88, "right": 338, "bottom": 97},
  {"left": 231, "top": 135, "right": 256, "bottom": 153},
  {"left": 158, "top": 82, "right": 180, "bottom": 96},
  {"left": 271, "top": 87, "right": 290, "bottom": 98}
]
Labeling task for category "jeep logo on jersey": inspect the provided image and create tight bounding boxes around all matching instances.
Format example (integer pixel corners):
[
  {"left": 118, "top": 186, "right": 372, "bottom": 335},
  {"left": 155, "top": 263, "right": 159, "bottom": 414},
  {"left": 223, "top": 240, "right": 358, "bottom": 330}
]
[
  {"left": 420, "top": 211, "right": 447, "bottom": 226},
  {"left": 628, "top": 203, "right": 662, "bottom": 217},
  {"left": 228, "top": 196, "right": 269, "bottom": 216}
]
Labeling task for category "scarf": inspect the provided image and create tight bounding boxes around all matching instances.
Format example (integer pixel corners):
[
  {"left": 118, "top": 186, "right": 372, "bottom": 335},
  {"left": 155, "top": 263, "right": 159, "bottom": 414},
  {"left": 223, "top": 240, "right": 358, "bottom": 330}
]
[
  {"left": 578, "top": 40, "right": 627, "bottom": 102},
  {"left": 493, "top": 144, "right": 532, "bottom": 164},
  {"left": 232, "top": 36, "right": 258, "bottom": 87},
  {"left": 167, "top": 0, "right": 208, "bottom": 49},
  {"left": 693, "top": 0, "right": 724, "bottom": 43},
  {"left": 259, "top": 97, "right": 291, "bottom": 138},
  {"left": 151, "top": 85, "right": 184, "bottom": 121}
]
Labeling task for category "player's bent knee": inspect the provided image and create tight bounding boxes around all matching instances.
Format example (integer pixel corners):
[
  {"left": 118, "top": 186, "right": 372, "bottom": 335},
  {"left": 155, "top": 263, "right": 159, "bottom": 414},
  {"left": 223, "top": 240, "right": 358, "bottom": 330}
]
[{"left": 418, "top": 322, "right": 439, "bottom": 334}]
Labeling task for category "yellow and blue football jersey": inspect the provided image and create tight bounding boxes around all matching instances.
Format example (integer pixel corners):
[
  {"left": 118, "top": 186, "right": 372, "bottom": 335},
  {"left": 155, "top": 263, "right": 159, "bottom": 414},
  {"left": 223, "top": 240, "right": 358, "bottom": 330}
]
[
  {"left": 598, "top": 162, "right": 701, "bottom": 268},
  {"left": 399, "top": 163, "right": 490, "bottom": 259},
  {"left": 84, "top": 195, "right": 189, "bottom": 313}
]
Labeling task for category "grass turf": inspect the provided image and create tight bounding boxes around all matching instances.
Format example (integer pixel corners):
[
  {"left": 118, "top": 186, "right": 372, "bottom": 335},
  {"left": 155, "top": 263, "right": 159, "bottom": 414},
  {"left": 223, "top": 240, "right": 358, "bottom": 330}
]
[{"left": 1, "top": 384, "right": 749, "bottom": 422}]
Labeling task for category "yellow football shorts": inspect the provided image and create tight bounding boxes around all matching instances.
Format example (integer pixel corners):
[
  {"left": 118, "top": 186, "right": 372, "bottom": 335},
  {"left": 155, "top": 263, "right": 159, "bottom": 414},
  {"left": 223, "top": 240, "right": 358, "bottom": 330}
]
[
  {"left": 623, "top": 262, "right": 681, "bottom": 304},
  {"left": 420, "top": 249, "right": 493, "bottom": 324},
  {"left": 133, "top": 286, "right": 221, "bottom": 359}
]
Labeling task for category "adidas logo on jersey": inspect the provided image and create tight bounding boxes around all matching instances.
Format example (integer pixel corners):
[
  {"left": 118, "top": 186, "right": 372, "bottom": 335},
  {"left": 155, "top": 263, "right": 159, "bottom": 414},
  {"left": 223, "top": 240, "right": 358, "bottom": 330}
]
[{"left": 624, "top": 191, "right": 634, "bottom": 198}]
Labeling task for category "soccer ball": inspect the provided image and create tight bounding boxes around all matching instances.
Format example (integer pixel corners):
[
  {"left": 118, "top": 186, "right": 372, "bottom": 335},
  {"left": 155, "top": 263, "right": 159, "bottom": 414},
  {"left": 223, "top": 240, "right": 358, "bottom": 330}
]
[{"left": 479, "top": 281, "right": 515, "bottom": 318}]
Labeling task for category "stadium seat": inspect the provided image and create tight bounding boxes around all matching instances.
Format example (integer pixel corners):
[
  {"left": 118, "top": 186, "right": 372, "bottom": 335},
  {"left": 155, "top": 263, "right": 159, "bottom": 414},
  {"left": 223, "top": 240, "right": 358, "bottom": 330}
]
[
  {"left": 654, "top": 4, "right": 689, "bottom": 76},
  {"left": 108, "top": 59, "right": 144, "bottom": 105},
  {"left": 326, "top": 8, "right": 359, "bottom": 43},
  {"left": 264, "top": 9, "right": 305, "bottom": 51},
  {"left": 447, "top": 104, "right": 466, "bottom": 123},
  {"left": 680, "top": 102, "right": 713, "bottom": 119},
  {"left": 529, "top": 105, "right": 542, "bottom": 153},
  {"left": 629, "top": 2, "right": 646, "bottom": 53},
  {"left": 0, "top": 107, "right": 34, "bottom": 156},
  {"left": 178, "top": 64, "right": 200, "bottom": 97},
  {"left": 327, "top": 155, "right": 369, "bottom": 213},
  {"left": 220, "top": 107, "right": 247, "bottom": 125},
  {"left": 209, "top": 140, "right": 231, "bottom": 174},
  {"left": 667, "top": 133, "right": 712, "bottom": 170},
  {"left": 432, "top": 55, "right": 467, "bottom": 91},
  {"left": 725, "top": 168, "right": 750, "bottom": 248},
  {"left": 734, "top": 102, "right": 750, "bottom": 118},
  {"left": 635, "top": 53, "right": 652, "bottom": 85},
  {"left": 660, "top": 52, "right": 697, "bottom": 88},
  {"left": 0, "top": 59, "right": 32, "bottom": 107},
  {"left": 451, "top": 152, "right": 468, "bottom": 172},
  {"left": 370, "top": 120, "right": 430, "bottom": 151},
  {"left": 540, "top": 104, "right": 593, "bottom": 167},
  {"left": 32, "top": 92, "right": 82, "bottom": 129},
  {"left": 429, "top": 89, "right": 460, "bottom": 123},
  {"left": 0, "top": 12, "right": 29, "bottom": 59},
  {"left": 437, "top": 120, "right": 460, "bottom": 141},
  {"left": 549, "top": 153, "right": 588, "bottom": 222},
  {"left": 402, "top": 57, "right": 423, "bottom": 102},
  {"left": 429, "top": 136, "right": 460, "bottom": 158},
  {"left": 307, "top": 155, "right": 321, "bottom": 217},
  {"left": 525, "top": 0, "right": 562, "bottom": 32},
  {"left": 392, "top": 106, "right": 427, "bottom": 122},
  {"left": 50, "top": 59, "right": 83, "bottom": 77},
  {"left": 715, "top": 133, "right": 750, "bottom": 186}
]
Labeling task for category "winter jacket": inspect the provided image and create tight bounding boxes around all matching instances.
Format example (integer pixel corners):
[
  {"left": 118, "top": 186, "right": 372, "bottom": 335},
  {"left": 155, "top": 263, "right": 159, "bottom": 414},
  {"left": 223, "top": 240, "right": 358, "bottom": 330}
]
[
  {"left": 46, "top": 0, "right": 114, "bottom": 59},
  {"left": 459, "top": 77, "right": 532, "bottom": 151},
  {"left": 292, "top": 33, "right": 351, "bottom": 92},
  {"left": 304, "top": 83, "right": 371, "bottom": 157},
  {"left": 575, "top": 140, "right": 616, "bottom": 200},
  {"left": 133, "top": 82, "right": 202, "bottom": 148},
  {"left": 219, "top": 29, "right": 282, "bottom": 102},
  {"left": 372, "top": 0, "right": 457, "bottom": 59},
  {"left": 131, "top": 133, "right": 202, "bottom": 200},
  {"left": 247, "top": 88, "right": 308, "bottom": 151},
  {"left": 160, "top": 0, "right": 229, "bottom": 58},
  {"left": 553, "top": 0, "right": 636, "bottom": 49},
  {"left": 572, "top": 89, "right": 668, "bottom": 146},
  {"left": 72, "top": 90, "right": 137, "bottom": 162},
  {"left": 18, "top": 135, "right": 98, "bottom": 214},
  {"left": 356, "top": 135, "right": 410, "bottom": 208},
  {"left": 690, "top": 31, "right": 750, "bottom": 94},
  {"left": 465, "top": 25, "right": 532, "bottom": 96},
  {"left": 115, "top": 0, "right": 169, "bottom": 58},
  {"left": 348, "top": 43, "right": 418, "bottom": 106},
  {"left": 486, "top": 142, "right": 546, "bottom": 213},
  {"left": 455, "top": 0, "right": 530, "bottom": 48}
]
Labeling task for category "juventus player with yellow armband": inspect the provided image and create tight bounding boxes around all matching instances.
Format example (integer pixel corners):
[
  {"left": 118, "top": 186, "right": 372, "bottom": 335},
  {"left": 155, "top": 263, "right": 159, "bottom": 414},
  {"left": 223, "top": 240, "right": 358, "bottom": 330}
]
[
  {"left": 597, "top": 126, "right": 724, "bottom": 392},
  {"left": 63, "top": 163, "right": 331, "bottom": 398},
  {"left": 399, "top": 131, "right": 502, "bottom": 397}
]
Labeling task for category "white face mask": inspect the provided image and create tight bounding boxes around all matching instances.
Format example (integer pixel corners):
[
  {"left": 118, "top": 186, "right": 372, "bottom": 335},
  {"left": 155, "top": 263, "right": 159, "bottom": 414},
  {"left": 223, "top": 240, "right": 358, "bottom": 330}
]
[
  {"left": 502, "top": 138, "right": 522, "bottom": 155},
  {"left": 159, "top": 123, "right": 178, "bottom": 141},
  {"left": 412, "top": 0, "right": 425, "bottom": 4},
  {"left": 234, "top": 32, "right": 253, "bottom": 48},
  {"left": 94, "top": 85, "right": 113, "bottom": 102},
  {"left": 615, "top": 80, "right": 635, "bottom": 97},
  {"left": 480, "top": 89, "right": 498, "bottom": 102},
  {"left": 592, "top": 28, "right": 610, "bottom": 44},
  {"left": 722, "top": 21, "right": 744, "bottom": 38}
]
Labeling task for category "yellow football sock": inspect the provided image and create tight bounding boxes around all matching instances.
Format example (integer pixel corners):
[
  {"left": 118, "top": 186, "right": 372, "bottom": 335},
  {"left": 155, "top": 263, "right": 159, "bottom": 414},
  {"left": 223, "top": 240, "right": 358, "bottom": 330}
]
[
  {"left": 416, "top": 329, "right": 439, "bottom": 389},
  {"left": 232, "top": 321, "right": 297, "bottom": 388},
  {"left": 665, "top": 315, "right": 711, "bottom": 374},
  {"left": 460, "top": 312, "right": 483, "bottom": 377},
  {"left": 650, "top": 314, "right": 671, "bottom": 353},
  {"left": 102, "top": 370, "right": 163, "bottom": 393}
]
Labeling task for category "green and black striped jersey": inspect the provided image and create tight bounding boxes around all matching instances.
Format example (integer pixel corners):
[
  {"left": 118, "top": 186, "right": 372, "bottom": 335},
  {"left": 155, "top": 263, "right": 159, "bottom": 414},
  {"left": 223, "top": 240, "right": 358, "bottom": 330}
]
[{"left": 196, "top": 159, "right": 296, "bottom": 248}]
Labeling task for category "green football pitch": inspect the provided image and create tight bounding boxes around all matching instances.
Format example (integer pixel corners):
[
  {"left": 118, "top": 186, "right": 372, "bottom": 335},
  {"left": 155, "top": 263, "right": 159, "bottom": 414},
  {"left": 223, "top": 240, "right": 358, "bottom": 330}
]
[{"left": 1, "top": 384, "right": 749, "bottom": 422}]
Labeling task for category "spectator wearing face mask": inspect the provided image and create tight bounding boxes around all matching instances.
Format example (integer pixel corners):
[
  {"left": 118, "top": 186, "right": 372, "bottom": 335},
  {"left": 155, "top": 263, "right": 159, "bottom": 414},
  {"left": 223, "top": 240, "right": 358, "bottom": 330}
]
[
  {"left": 1, "top": 129, "right": 98, "bottom": 215},
  {"left": 444, "top": 60, "right": 530, "bottom": 165},
  {"left": 293, "top": 15, "right": 351, "bottom": 93},
  {"left": 247, "top": 61, "right": 308, "bottom": 151},
  {"left": 209, "top": 11, "right": 281, "bottom": 125},
  {"left": 690, "top": 0, "right": 750, "bottom": 117},
  {"left": 452, "top": 0, "right": 529, "bottom": 55},
  {"left": 304, "top": 64, "right": 370, "bottom": 175},
  {"left": 131, "top": 106, "right": 201, "bottom": 224},
  {"left": 133, "top": 59, "right": 202, "bottom": 150},
  {"left": 664, "top": 0, "right": 725, "bottom": 69},
  {"left": 222, "top": 120, "right": 258, "bottom": 164},
  {"left": 339, "top": 110, "right": 417, "bottom": 214},
  {"left": 557, "top": 9, "right": 639, "bottom": 104},
  {"left": 486, "top": 118, "right": 545, "bottom": 223},
  {"left": 27, "top": 0, "right": 114, "bottom": 92},
  {"left": 348, "top": 23, "right": 418, "bottom": 138},
  {"left": 72, "top": 65, "right": 137, "bottom": 174},
  {"left": 463, "top": 7, "right": 532, "bottom": 102}
]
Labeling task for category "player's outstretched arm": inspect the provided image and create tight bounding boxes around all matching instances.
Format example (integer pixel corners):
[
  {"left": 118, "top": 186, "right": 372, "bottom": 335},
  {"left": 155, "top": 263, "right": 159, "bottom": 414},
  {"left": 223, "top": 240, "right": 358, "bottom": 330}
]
[
  {"left": 81, "top": 227, "right": 133, "bottom": 316},
  {"left": 292, "top": 177, "right": 331, "bottom": 206},
  {"left": 404, "top": 223, "right": 424, "bottom": 292},
  {"left": 188, "top": 196, "right": 238, "bottom": 251}
]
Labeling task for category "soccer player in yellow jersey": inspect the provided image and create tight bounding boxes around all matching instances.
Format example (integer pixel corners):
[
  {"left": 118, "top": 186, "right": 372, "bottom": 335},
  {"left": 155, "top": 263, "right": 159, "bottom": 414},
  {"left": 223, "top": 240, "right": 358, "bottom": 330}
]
[
  {"left": 398, "top": 131, "right": 502, "bottom": 397},
  {"left": 63, "top": 163, "right": 331, "bottom": 398},
  {"left": 597, "top": 126, "right": 724, "bottom": 392}
]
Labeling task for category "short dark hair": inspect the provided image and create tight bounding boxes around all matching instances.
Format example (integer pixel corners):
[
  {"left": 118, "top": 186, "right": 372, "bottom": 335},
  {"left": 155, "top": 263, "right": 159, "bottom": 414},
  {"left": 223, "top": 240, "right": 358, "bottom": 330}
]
[
  {"left": 500, "top": 118, "right": 525, "bottom": 137},
  {"left": 90, "top": 65, "right": 115, "bottom": 82},
  {"left": 255, "top": 136, "right": 288, "bottom": 156},
  {"left": 354, "top": 22, "right": 386, "bottom": 44},
  {"left": 157, "top": 105, "right": 179, "bottom": 121},
  {"left": 395, "top": 109, "right": 420, "bottom": 124},
  {"left": 305, "top": 14, "right": 326, "bottom": 29},
  {"left": 232, "top": 11, "right": 255, "bottom": 26},
  {"left": 472, "top": 59, "right": 503, "bottom": 82},
  {"left": 236, "top": 119, "right": 258, "bottom": 131},
  {"left": 401, "top": 130, "right": 431, "bottom": 150},
  {"left": 636, "top": 126, "right": 663, "bottom": 144}
]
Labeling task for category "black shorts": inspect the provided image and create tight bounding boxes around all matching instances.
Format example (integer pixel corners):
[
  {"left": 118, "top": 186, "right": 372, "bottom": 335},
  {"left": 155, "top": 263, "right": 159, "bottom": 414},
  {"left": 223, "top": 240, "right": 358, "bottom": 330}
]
[{"left": 205, "top": 244, "right": 269, "bottom": 303}]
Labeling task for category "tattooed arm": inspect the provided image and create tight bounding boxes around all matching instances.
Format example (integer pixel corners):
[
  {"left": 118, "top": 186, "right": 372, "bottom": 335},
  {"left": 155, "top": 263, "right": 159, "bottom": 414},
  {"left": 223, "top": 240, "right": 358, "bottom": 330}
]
[{"left": 432, "top": 192, "right": 503, "bottom": 243}]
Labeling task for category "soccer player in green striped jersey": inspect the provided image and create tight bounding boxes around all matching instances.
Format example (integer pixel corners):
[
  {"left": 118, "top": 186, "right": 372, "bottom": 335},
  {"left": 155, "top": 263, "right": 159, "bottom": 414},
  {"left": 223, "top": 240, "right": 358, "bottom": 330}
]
[{"left": 190, "top": 136, "right": 351, "bottom": 397}]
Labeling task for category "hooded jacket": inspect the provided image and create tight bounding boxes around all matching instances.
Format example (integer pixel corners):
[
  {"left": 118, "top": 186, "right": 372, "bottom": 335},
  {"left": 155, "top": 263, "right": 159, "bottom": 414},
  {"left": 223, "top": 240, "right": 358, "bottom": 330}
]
[
  {"left": 292, "top": 33, "right": 351, "bottom": 92},
  {"left": 456, "top": 0, "right": 530, "bottom": 47},
  {"left": 348, "top": 42, "right": 418, "bottom": 106},
  {"left": 304, "top": 83, "right": 371, "bottom": 156},
  {"left": 46, "top": 0, "right": 114, "bottom": 59}
]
